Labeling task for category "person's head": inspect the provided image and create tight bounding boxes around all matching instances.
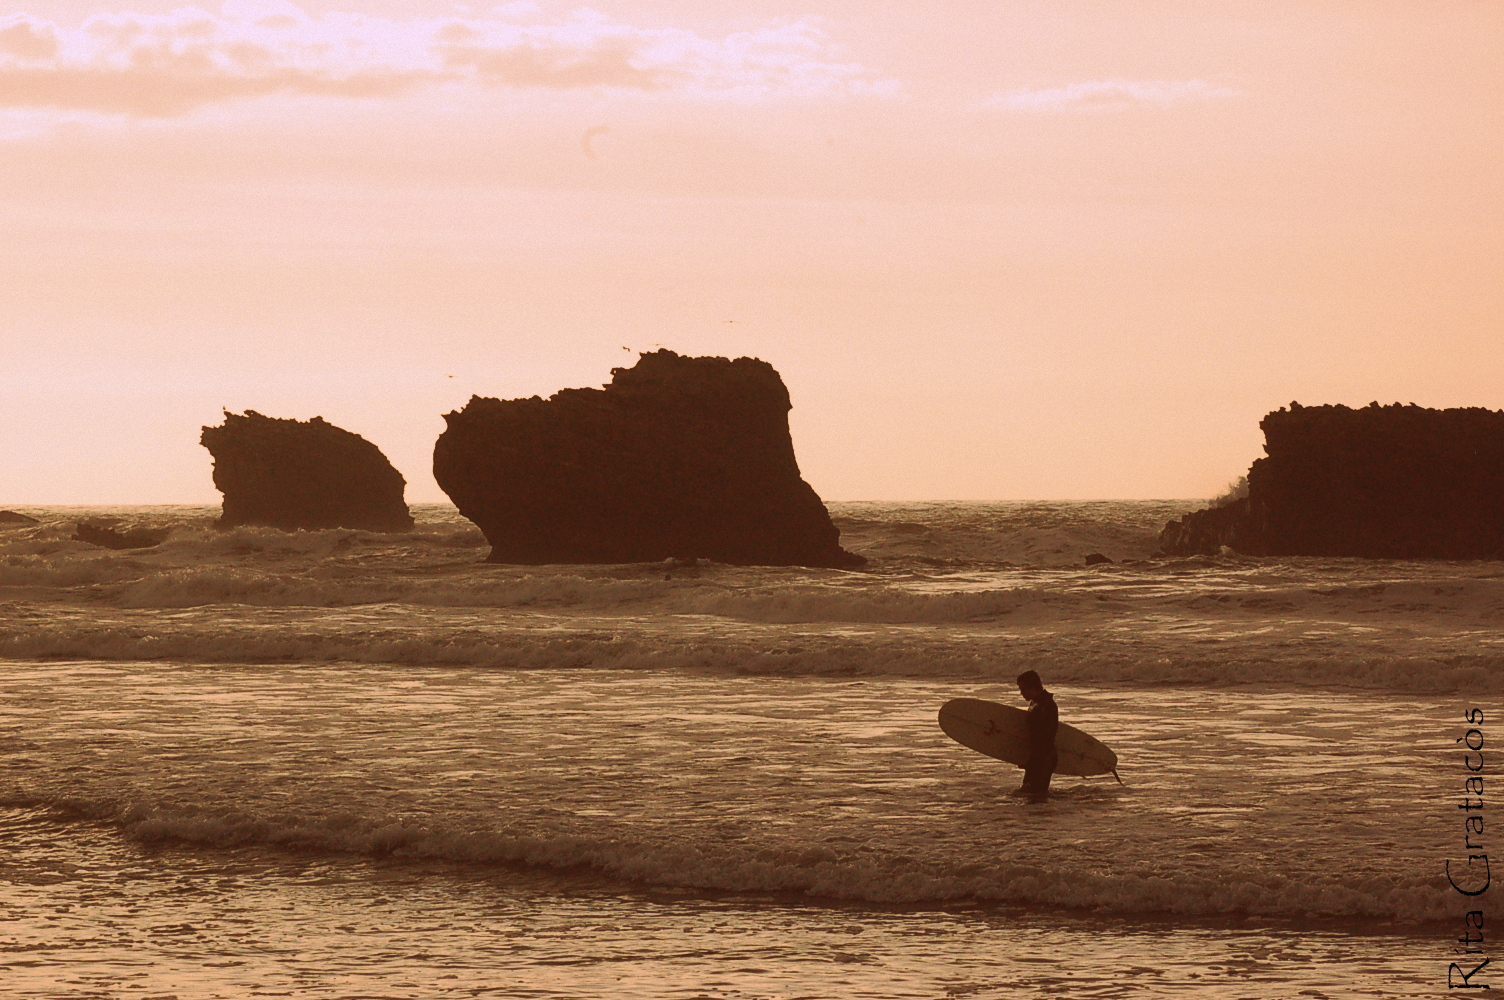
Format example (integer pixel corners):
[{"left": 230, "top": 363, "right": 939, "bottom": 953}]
[{"left": 1017, "top": 670, "right": 1044, "bottom": 699}]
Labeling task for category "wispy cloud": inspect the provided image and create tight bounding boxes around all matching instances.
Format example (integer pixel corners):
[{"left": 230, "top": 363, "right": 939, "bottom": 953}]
[
  {"left": 984, "top": 79, "right": 1239, "bottom": 113},
  {"left": 0, "top": 2, "right": 897, "bottom": 117}
]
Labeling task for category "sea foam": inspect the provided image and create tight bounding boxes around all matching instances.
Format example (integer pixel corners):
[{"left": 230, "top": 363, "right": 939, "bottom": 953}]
[
  {"left": 3, "top": 787, "right": 1444, "bottom": 923},
  {"left": 4, "top": 502, "right": 1502, "bottom": 691}
]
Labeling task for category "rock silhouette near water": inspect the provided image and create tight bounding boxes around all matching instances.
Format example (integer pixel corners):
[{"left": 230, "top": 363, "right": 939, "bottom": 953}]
[
  {"left": 1161, "top": 402, "right": 1504, "bottom": 558},
  {"left": 73, "top": 522, "right": 169, "bottom": 550},
  {"left": 432, "top": 350, "right": 863, "bottom": 567},
  {"left": 201, "top": 411, "right": 414, "bottom": 532}
]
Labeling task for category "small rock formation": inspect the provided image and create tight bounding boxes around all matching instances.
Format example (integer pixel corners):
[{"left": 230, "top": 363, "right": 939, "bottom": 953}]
[
  {"left": 1161, "top": 402, "right": 1504, "bottom": 558},
  {"left": 433, "top": 350, "right": 863, "bottom": 567},
  {"left": 73, "top": 522, "right": 169, "bottom": 549},
  {"left": 1083, "top": 552, "right": 1113, "bottom": 566},
  {"left": 0, "top": 510, "right": 38, "bottom": 526},
  {"left": 201, "top": 411, "right": 414, "bottom": 532}
]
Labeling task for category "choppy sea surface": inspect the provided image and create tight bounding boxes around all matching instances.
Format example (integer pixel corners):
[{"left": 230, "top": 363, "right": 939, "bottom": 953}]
[{"left": 2, "top": 501, "right": 1497, "bottom": 998}]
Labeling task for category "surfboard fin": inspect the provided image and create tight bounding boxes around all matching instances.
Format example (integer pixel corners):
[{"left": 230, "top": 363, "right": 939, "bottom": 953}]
[{"left": 1111, "top": 768, "right": 1123, "bottom": 785}]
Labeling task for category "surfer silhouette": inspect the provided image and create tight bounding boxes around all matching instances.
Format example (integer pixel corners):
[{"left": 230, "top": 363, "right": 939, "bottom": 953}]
[{"left": 1011, "top": 670, "right": 1058, "bottom": 802}]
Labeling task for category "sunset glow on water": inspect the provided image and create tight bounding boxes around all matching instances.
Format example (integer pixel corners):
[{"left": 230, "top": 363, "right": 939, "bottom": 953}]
[
  {"left": 3, "top": 3, "right": 1500, "bottom": 994},
  {"left": 1, "top": 502, "right": 1492, "bottom": 995}
]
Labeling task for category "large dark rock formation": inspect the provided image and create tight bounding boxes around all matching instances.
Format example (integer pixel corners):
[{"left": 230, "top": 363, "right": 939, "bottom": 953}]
[
  {"left": 201, "top": 411, "right": 414, "bottom": 532},
  {"left": 1161, "top": 402, "right": 1504, "bottom": 558},
  {"left": 433, "top": 350, "right": 863, "bottom": 567},
  {"left": 0, "top": 510, "right": 38, "bottom": 526}
]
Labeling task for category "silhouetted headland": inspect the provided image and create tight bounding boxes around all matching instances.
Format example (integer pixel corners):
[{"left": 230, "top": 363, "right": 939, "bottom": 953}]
[
  {"left": 433, "top": 350, "right": 863, "bottom": 567},
  {"left": 201, "top": 410, "right": 414, "bottom": 532},
  {"left": 1162, "top": 402, "right": 1504, "bottom": 558}
]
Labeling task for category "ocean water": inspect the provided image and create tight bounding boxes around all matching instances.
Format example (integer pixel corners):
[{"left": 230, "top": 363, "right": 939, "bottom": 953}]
[{"left": 1, "top": 501, "right": 1496, "bottom": 998}]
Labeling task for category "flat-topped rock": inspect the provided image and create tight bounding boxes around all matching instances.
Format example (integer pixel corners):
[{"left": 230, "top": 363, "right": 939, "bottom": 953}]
[
  {"left": 201, "top": 410, "right": 414, "bottom": 532},
  {"left": 1161, "top": 402, "right": 1504, "bottom": 558},
  {"left": 433, "top": 350, "right": 862, "bottom": 567}
]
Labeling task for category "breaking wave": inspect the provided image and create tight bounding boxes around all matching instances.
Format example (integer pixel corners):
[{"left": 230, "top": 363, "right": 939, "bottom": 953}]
[
  {"left": 4, "top": 501, "right": 1502, "bottom": 692},
  {"left": 7, "top": 790, "right": 1446, "bottom": 924}
]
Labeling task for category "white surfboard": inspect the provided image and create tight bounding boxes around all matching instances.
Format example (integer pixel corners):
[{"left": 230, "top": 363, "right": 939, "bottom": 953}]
[{"left": 938, "top": 697, "right": 1119, "bottom": 779}]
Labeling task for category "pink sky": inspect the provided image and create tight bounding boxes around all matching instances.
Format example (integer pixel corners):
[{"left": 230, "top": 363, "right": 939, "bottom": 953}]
[{"left": 2, "top": 1, "right": 1500, "bottom": 503}]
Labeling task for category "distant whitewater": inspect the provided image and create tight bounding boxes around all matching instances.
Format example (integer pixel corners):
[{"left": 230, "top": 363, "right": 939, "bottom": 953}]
[{"left": 1, "top": 501, "right": 1499, "bottom": 692}]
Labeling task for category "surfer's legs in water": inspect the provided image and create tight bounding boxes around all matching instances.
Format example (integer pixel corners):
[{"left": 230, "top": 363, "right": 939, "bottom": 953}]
[{"left": 1019, "top": 750, "right": 1058, "bottom": 803}]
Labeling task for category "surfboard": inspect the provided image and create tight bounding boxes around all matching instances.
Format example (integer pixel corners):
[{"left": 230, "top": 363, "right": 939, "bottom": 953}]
[{"left": 938, "top": 697, "right": 1119, "bottom": 778}]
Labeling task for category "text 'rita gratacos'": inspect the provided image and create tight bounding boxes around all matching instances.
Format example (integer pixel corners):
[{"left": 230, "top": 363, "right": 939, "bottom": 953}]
[{"left": 1450, "top": 708, "right": 1489, "bottom": 990}]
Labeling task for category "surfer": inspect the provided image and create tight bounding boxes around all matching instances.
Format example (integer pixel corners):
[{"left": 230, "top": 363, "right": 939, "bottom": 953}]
[{"left": 1011, "top": 670, "right": 1058, "bottom": 802}]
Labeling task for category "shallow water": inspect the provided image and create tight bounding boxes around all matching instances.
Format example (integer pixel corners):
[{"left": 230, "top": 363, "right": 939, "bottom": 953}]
[
  {"left": 0, "top": 660, "right": 1455, "bottom": 917},
  {"left": 0, "top": 501, "right": 1493, "bottom": 995},
  {"left": 1, "top": 810, "right": 1436, "bottom": 998}
]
